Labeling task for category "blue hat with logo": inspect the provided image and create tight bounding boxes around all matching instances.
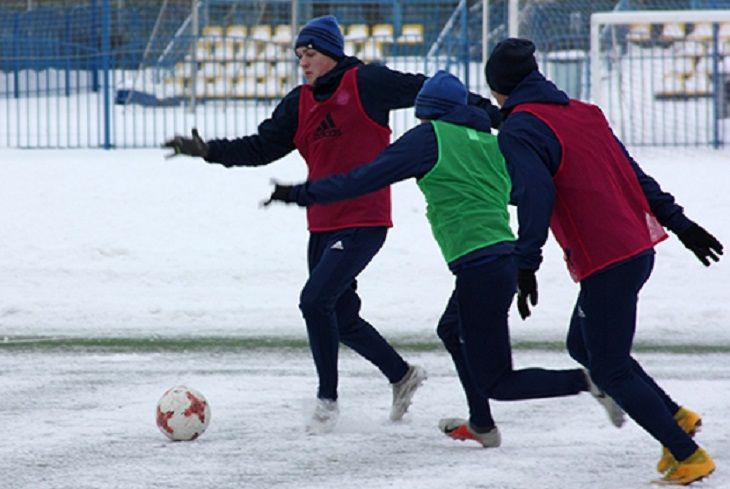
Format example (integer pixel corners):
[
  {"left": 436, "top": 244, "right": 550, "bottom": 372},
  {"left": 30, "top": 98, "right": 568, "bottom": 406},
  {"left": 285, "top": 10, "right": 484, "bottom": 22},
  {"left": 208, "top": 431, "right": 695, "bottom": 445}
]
[
  {"left": 415, "top": 70, "right": 468, "bottom": 120},
  {"left": 295, "top": 15, "right": 345, "bottom": 60}
]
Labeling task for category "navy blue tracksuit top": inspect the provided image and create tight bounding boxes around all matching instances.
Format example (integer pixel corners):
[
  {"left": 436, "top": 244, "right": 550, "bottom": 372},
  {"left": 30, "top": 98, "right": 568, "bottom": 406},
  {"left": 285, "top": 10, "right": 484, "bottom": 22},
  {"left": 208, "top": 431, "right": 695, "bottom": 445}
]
[{"left": 497, "top": 71, "right": 694, "bottom": 272}]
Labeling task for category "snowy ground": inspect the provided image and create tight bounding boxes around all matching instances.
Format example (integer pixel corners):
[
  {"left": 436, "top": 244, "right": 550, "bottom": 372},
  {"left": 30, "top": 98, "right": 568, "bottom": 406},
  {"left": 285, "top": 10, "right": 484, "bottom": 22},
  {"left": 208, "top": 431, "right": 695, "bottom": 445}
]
[
  {"left": 1, "top": 348, "right": 729, "bottom": 489},
  {"left": 0, "top": 147, "right": 728, "bottom": 488}
]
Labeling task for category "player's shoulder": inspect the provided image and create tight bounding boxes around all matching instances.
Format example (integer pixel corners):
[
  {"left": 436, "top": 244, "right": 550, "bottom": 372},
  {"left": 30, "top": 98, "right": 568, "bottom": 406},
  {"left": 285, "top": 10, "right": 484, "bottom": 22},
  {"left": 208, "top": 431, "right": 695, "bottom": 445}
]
[
  {"left": 277, "top": 85, "right": 304, "bottom": 109},
  {"left": 356, "top": 60, "right": 401, "bottom": 79}
]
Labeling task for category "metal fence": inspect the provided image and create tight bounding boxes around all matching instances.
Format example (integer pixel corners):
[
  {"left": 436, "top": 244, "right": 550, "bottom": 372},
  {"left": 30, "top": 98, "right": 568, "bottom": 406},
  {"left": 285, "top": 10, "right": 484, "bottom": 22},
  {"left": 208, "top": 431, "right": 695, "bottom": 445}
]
[
  {"left": 1, "top": 0, "right": 729, "bottom": 148},
  {"left": 1, "top": 0, "right": 460, "bottom": 148}
]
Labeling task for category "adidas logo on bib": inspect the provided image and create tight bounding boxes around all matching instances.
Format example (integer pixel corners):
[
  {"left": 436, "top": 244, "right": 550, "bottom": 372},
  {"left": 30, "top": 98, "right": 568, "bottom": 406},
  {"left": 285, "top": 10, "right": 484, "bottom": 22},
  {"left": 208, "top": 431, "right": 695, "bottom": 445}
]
[{"left": 314, "top": 113, "right": 342, "bottom": 140}]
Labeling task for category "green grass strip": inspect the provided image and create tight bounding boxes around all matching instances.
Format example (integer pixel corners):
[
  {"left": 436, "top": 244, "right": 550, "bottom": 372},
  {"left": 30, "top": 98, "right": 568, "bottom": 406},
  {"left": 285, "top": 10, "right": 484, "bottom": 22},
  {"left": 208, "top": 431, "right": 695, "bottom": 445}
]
[{"left": 1, "top": 335, "right": 729, "bottom": 354}]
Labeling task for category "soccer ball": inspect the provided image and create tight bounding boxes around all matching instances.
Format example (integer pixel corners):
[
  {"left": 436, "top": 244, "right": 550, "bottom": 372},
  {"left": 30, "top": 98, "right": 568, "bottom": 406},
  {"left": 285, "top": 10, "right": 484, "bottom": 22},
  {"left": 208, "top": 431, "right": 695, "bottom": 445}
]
[{"left": 155, "top": 385, "right": 211, "bottom": 441}]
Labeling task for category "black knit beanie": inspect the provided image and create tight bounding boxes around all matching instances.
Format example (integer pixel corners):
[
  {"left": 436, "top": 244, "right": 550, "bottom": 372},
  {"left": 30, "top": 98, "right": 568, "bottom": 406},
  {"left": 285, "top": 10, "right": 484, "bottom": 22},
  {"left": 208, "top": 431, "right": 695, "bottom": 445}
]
[{"left": 485, "top": 38, "right": 538, "bottom": 95}]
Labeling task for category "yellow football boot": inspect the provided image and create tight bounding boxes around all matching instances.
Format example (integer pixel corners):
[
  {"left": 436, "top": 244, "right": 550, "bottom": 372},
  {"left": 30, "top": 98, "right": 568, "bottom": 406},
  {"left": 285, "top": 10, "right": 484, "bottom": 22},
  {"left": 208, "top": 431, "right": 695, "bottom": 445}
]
[
  {"left": 657, "top": 407, "right": 702, "bottom": 473},
  {"left": 654, "top": 447, "right": 715, "bottom": 486}
]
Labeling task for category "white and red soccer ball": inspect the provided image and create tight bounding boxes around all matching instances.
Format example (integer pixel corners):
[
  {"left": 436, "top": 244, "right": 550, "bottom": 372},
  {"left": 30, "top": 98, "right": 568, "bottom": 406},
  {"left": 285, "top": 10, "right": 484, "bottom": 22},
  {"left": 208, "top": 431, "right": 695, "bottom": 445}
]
[{"left": 155, "top": 385, "right": 211, "bottom": 441}]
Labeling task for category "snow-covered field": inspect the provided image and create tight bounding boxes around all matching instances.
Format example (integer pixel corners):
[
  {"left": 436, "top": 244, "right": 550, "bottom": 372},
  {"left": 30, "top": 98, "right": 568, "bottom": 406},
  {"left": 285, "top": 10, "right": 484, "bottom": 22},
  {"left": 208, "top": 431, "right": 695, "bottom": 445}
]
[{"left": 0, "top": 147, "right": 728, "bottom": 488}]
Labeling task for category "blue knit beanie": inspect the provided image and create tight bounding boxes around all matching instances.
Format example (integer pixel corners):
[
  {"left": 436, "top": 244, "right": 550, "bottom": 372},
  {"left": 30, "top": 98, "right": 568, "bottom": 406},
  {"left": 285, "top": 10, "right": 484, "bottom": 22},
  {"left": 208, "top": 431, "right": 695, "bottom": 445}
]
[
  {"left": 485, "top": 38, "right": 538, "bottom": 95},
  {"left": 295, "top": 15, "right": 345, "bottom": 60},
  {"left": 415, "top": 70, "right": 468, "bottom": 120}
]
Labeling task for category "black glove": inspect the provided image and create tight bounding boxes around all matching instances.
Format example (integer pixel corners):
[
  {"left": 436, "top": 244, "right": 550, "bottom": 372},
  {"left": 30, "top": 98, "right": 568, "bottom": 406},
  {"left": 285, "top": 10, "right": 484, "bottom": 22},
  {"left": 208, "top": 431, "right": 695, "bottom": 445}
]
[
  {"left": 261, "top": 183, "right": 294, "bottom": 207},
  {"left": 677, "top": 223, "right": 724, "bottom": 266},
  {"left": 162, "top": 128, "right": 209, "bottom": 159},
  {"left": 516, "top": 269, "right": 538, "bottom": 320}
]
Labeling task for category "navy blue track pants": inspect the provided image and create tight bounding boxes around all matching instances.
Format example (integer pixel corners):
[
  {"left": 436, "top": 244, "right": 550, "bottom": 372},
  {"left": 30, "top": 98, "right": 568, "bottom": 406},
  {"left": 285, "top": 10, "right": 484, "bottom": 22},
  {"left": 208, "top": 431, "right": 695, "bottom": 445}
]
[
  {"left": 301, "top": 227, "right": 409, "bottom": 401},
  {"left": 566, "top": 252, "right": 696, "bottom": 460},
  {"left": 437, "top": 255, "right": 586, "bottom": 429}
]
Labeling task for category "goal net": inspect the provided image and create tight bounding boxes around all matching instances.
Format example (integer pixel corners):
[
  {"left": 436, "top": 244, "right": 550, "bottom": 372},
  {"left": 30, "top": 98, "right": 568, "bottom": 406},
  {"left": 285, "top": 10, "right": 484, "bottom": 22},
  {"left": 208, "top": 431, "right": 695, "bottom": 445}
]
[{"left": 590, "top": 9, "right": 730, "bottom": 147}]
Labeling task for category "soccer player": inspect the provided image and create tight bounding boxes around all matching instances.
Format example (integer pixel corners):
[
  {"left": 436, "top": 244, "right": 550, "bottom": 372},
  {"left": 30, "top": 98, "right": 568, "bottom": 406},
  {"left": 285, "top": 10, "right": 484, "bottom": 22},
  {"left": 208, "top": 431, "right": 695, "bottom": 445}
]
[
  {"left": 162, "top": 15, "right": 500, "bottom": 433},
  {"left": 263, "top": 70, "right": 625, "bottom": 448},
  {"left": 484, "top": 38, "right": 722, "bottom": 485}
]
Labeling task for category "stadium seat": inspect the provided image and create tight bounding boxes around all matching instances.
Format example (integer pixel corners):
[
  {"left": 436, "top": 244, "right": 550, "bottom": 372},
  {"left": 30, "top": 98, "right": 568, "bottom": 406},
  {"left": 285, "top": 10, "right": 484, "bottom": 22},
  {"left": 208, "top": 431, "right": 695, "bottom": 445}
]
[
  {"left": 346, "top": 24, "right": 369, "bottom": 42},
  {"left": 371, "top": 23, "right": 394, "bottom": 43},
  {"left": 226, "top": 25, "right": 247, "bottom": 39},
  {"left": 660, "top": 22, "right": 686, "bottom": 43},
  {"left": 721, "top": 52, "right": 730, "bottom": 70},
  {"left": 230, "top": 77, "right": 244, "bottom": 97},
  {"left": 273, "top": 59, "right": 294, "bottom": 78},
  {"left": 175, "top": 61, "right": 194, "bottom": 78},
  {"left": 212, "top": 78, "right": 231, "bottom": 97},
  {"left": 202, "top": 25, "right": 223, "bottom": 38},
  {"left": 225, "top": 25, "right": 247, "bottom": 57},
  {"left": 273, "top": 24, "right": 293, "bottom": 45},
  {"left": 259, "top": 41, "right": 283, "bottom": 60},
  {"left": 201, "top": 61, "right": 222, "bottom": 79},
  {"left": 625, "top": 23, "right": 651, "bottom": 44},
  {"left": 224, "top": 61, "right": 244, "bottom": 78},
  {"left": 250, "top": 25, "right": 272, "bottom": 42},
  {"left": 684, "top": 70, "right": 710, "bottom": 94},
  {"left": 259, "top": 78, "right": 283, "bottom": 98},
  {"left": 676, "top": 40, "right": 707, "bottom": 57},
  {"left": 235, "top": 77, "right": 258, "bottom": 97},
  {"left": 687, "top": 22, "right": 713, "bottom": 42},
  {"left": 165, "top": 76, "right": 185, "bottom": 96},
  {"left": 247, "top": 60, "right": 273, "bottom": 78},
  {"left": 195, "top": 77, "right": 212, "bottom": 97},
  {"left": 212, "top": 39, "right": 235, "bottom": 60},
  {"left": 719, "top": 22, "right": 730, "bottom": 41},
  {"left": 359, "top": 39, "right": 384, "bottom": 61},
  {"left": 344, "top": 40, "right": 357, "bottom": 55},
  {"left": 397, "top": 23, "right": 424, "bottom": 44},
  {"left": 195, "top": 41, "right": 212, "bottom": 60},
  {"left": 694, "top": 56, "right": 711, "bottom": 76},
  {"left": 661, "top": 71, "right": 686, "bottom": 95}
]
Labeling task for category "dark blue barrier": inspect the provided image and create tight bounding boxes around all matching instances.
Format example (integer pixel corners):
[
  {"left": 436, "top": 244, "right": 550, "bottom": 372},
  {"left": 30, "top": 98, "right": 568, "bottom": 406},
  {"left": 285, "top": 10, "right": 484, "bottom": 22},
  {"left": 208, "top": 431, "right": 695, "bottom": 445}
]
[{"left": 115, "top": 89, "right": 184, "bottom": 107}]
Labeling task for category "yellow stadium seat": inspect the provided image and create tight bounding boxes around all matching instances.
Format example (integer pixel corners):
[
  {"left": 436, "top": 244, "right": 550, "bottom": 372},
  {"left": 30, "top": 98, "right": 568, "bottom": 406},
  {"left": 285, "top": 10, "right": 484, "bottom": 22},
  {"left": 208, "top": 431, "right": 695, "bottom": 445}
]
[
  {"left": 273, "top": 24, "right": 293, "bottom": 45},
  {"left": 226, "top": 25, "right": 247, "bottom": 39},
  {"left": 719, "top": 22, "right": 730, "bottom": 41},
  {"left": 359, "top": 39, "right": 384, "bottom": 60},
  {"left": 397, "top": 23, "right": 424, "bottom": 44},
  {"left": 202, "top": 25, "right": 223, "bottom": 37},
  {"left": 371, "top": 23, "right": 394, "bottom": 43},
  {"left": 626, "top": 23, "right": 650, "bottom": 44},
  {"left": 250, "top": 25, "right": 272, "bottom": 42},
  {"left": 346, "top": 24, "right": 369, "bottom": 42},
  {"left": 687, "top": 22, "right": 713, "bottom": 42},
  {"left": 659, "top": 22, "right": 686, "bottom": 43}
]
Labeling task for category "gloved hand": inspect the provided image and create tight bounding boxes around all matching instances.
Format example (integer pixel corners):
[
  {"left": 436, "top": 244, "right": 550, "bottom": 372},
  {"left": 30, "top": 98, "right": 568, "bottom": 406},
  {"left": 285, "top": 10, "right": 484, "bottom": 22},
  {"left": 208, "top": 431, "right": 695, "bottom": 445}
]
[
  {"left": 261, "top": 181, "right": 294, "bottom": 207},
  {"left": 517, "top": 269, "right": 538, "bottom": 320},
  {"left": 162, "top": 128, "right": 209, "bottom": 159},
  {"left": 677, "top": 223, "right": 724, "bottom": 266}
]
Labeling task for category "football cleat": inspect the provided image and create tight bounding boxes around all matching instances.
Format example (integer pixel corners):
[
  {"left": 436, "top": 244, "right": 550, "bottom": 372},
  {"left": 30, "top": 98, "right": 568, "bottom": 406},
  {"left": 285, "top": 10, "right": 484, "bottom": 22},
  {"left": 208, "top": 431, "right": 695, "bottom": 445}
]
[
  {"left": 652, "top": 447, "right": 715, "bottom": 486},
  {"left": 657, "top": 407, "right": 703, "bottom": 473},
  {"left": 584, "top": 369, "right": 625, "bottom": 427},
  {"left": 390, "top": 365, "right": 427, "bottom": 421},
  {"left": 306, "top": 398, "right": 339, "bottom": 434},
  {"left": 438, "top": 417, "right": 501, "bottom": 448}
]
